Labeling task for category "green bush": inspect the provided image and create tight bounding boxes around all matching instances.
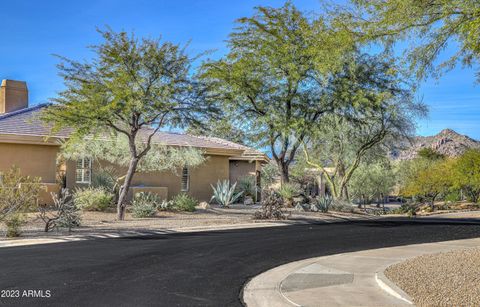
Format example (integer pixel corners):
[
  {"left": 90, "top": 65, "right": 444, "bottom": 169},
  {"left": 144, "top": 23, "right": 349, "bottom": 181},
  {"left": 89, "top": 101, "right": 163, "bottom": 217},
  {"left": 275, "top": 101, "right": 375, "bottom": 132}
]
[
  {"left": 391, "top": 203, "right": 417, "bottom": 216},
  {"left": 171, "top": 194, "right": 197, "bottom": 212},
  {"left": 130, "top": 193, "right": 158, "bottom": 218},
  {"left": 131, "top": 192, "right": 163, "bottom": 218},
  {"left": 91, "top": 167, "right": 117, "bottom": 191},
  {"left": 237, "top": 176, "right": 256, "bottom": 198},
  {"left": 330, "top": 200, "right": 355, "bottom": 213},
  {"left": 277, "top": 183, "right": 299, "bottom": 207},
  {"left": 74, "top": 187, "right": 113, "bottom": 211},
  {"left": 5, "top": 214, "right": 26, "bottom": 237},
  {"left": 444, "top": 190, "right": 462, "bottom": 203}
]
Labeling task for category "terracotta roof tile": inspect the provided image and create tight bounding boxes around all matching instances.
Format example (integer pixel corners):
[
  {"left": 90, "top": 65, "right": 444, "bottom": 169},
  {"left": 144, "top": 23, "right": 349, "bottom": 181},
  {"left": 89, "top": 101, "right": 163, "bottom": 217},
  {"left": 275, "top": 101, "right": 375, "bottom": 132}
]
[{"left": 0, "top": 104, "right": 267, "bottom": 160}]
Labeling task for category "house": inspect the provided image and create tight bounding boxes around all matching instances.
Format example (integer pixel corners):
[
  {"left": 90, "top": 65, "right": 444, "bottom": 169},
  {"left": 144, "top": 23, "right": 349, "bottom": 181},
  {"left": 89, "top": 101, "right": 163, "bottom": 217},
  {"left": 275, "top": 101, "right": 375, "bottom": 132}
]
[{"left": 0, "top": 79, "right": 268, "bottom": 204}]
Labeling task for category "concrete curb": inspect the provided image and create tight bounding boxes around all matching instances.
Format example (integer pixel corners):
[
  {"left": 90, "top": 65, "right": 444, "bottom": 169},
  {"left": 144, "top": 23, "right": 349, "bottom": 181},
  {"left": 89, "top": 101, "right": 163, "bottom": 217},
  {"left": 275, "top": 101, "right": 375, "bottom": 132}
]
[
  {"left": 375, "top": 271, "right": 414, "bottom": 305},
  {"left": 243, "top": 237, "right": 480, "bottom": 307},
  {"left": 0, "top": 221, "right": 289, "bottom": 248}
]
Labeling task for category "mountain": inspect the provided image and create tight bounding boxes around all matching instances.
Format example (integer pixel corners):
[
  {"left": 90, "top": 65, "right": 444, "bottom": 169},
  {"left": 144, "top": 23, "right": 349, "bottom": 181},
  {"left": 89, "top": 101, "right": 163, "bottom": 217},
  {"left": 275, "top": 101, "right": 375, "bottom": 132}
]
[{"left": 395, "top": 129, "right": 480, "bottom": 160}]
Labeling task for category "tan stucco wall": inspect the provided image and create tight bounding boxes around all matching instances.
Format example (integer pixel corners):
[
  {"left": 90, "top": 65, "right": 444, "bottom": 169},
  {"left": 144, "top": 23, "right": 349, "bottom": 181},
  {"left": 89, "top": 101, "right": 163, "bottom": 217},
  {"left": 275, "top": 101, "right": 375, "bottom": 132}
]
[
  {"left": 229, "top": 160, "right": 256, "bottom": 184},
  {"left": 66, "top": 155, "right": 230, "bottom": 202},
  {"left": 0, "top": 143, "right": 59, "bottom": 183}
]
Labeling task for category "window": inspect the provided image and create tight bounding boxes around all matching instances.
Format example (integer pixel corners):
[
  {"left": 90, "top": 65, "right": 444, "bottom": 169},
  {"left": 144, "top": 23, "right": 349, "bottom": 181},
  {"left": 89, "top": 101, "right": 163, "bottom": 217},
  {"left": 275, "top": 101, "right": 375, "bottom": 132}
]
[
  {"left": 181, "top": 167, "right": 189, "bottom": 191},
  {"left": 76, "top": 158, "right": 92, "bottom": 184}
]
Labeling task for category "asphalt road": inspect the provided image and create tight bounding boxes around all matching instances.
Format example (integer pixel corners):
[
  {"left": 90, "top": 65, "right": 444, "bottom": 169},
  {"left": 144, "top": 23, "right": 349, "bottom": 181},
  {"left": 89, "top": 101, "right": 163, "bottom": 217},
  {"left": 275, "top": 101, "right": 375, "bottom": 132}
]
[{"left": 1, "top": 218, "right": 480, "bottom": 307}]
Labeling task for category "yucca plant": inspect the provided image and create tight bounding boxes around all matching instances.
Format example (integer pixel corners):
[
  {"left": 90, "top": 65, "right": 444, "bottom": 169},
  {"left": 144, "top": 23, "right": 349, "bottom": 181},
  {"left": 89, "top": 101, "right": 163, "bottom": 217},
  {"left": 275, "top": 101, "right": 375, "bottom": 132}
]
[{"left": 211, "top": 180, "right": 243, "bottom": 207}]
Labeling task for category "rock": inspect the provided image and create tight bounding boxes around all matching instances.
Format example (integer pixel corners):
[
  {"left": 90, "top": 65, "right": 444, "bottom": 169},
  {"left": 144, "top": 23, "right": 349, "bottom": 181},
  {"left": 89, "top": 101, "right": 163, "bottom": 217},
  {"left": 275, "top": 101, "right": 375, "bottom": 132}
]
[
  {"left": 244, "top": 197, "right": 254, "bottom": 205},
  {"left": 197, "top": 202, "right": 210, "bottom": 210},
  {"left": 310, "top": 204, "right": 319, "bottom": 212},
  {"left": 294, "top": 204, "right": 305, "bottom": 212}
]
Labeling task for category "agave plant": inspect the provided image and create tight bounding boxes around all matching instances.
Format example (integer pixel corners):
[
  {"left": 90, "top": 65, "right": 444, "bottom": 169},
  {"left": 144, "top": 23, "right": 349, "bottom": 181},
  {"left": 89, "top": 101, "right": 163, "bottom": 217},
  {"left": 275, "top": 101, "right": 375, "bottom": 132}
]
[
  {"left": 211, "top": 180, "right": 243, "bottom": 207},
  {"left": 315, "top": 195, "right": 333, "bottom": 213}
]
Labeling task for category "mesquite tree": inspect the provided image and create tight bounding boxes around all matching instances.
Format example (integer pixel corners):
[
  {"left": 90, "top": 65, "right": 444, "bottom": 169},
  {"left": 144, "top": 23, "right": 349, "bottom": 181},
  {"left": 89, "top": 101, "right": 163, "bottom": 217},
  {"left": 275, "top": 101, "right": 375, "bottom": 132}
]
[
  {"left": 302, "top": 54, "right": 425, "bottom": 200},
  {"left": 42, "top": 29, "right": 215, "bottom": 220},
  {"left": 200, "top": 2, "right": 355, "bottom": 184},
  {"left": 347, "top": 0, "right": 480, "bottom": 81}
]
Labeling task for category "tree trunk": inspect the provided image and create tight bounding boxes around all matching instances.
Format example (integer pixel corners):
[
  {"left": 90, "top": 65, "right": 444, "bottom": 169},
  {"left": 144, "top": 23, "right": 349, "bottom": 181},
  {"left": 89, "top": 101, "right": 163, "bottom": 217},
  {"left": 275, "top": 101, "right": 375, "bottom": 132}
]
[
  {"left": 430, "top": 195, "right": 436, "bottom": 211},
  {"left": 278, "top": 161, "right": 289, "bottom": 186},
  {"left": 116, "top": 157, "right": 139, "bottom": 220}
]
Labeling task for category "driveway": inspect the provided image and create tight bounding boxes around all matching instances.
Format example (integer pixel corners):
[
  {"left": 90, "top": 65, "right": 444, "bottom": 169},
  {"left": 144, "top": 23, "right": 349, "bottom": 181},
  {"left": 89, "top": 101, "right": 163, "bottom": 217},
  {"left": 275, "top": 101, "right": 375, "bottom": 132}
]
[{"left": 0, "top": 218, "right": 480, "bottom": 306}]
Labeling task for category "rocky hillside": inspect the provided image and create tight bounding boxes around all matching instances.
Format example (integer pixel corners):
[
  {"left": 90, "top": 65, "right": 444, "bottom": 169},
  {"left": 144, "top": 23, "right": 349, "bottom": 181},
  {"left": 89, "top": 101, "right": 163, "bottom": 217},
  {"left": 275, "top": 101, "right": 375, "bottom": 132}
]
[{"left": 395, "top": 129, "right": 480, "bottom": 160}]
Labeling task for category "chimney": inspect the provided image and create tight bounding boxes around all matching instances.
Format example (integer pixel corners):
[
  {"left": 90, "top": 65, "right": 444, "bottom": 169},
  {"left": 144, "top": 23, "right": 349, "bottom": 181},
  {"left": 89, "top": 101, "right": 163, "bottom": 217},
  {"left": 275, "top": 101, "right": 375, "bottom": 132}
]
[{"left": 0, "top": 79, "right": 29, "bottom": 114}]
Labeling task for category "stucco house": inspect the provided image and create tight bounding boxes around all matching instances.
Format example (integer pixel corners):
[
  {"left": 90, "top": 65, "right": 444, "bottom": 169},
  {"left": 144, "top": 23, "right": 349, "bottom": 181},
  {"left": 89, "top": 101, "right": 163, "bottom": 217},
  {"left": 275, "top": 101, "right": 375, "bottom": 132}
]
[{"left": 0, "top": 79, "right": 268, "bottom": 204}]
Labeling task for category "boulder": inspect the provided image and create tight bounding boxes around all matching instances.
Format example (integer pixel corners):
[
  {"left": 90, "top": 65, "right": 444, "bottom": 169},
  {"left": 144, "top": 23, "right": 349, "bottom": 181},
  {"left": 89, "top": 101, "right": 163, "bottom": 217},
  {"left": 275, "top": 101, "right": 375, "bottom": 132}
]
[
  {"left": 294, "top": 204, "right": 306, "bottom": 212},
  {"left": 310, "top": 204, "right": 319, "bottom": 212},
  {"left": 197, "top": 202, "right": 210, "bottom": 210},
  {"left": 244, "top": 197, "right": 254, "bottom": 206}
]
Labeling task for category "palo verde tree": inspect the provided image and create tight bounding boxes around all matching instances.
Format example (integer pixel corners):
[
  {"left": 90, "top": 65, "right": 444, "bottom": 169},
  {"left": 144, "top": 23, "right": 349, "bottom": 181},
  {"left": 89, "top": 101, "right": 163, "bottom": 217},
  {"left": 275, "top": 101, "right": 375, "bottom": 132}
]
[
  {"left": 348, "top": 160, "right": 396, "bottom": 208},
  {"left": 302, "top": 54, "right": 425, "bottom": 199},
  {"left": 42, "top": 29, "right": 215, "bottom": 220},
  {"left": 348, "top": 0, "right": 480, "bottom": 81},
  {"left": 200, "top": 2, "right": 355, "bottom": 184},
  {"left": 401, "top": 157, "right": 455, "bottom": 210},
  {"left": 452, "top": 149, "right": 480, "bottom": 203}
]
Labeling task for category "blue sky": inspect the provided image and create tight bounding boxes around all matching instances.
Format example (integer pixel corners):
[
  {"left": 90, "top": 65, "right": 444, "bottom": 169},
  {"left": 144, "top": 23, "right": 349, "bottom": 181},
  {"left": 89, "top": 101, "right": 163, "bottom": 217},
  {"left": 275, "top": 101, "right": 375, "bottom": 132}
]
[{"left": 0, "top": 0, "right": 478, "bottom": 138}]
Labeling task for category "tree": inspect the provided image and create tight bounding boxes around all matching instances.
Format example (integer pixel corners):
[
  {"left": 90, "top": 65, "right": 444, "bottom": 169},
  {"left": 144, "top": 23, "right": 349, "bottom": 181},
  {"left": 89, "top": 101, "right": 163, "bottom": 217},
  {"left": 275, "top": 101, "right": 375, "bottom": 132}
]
[
  {"left": 200, "top": 2, "right": 355, "bottom": 184},
  {"left": 186, "top": 118, "right": 248, "bottom": 145},
  {"left": 452, "top": 149, "right": 480, "bottom": 203},
  {"left": 42, "top": 29, "right": 215, "bottom": 220},
  {"left": 0, "top": 167, "right": 41, "bottom": 226},
  {"left": 302, "top": 54, "right": 424, "bottom": 199},
  {"left": 349, "top": 161, "right": 396, "bottom": 208},
  {"left": 417, "top": 148, "right": 445, "bottom": 160},
  {"left": 349, "top": 0, "right": 480, "bottom": 81},
  {"left": 401, "top": 158, "right": 454, "bottom": 210}
]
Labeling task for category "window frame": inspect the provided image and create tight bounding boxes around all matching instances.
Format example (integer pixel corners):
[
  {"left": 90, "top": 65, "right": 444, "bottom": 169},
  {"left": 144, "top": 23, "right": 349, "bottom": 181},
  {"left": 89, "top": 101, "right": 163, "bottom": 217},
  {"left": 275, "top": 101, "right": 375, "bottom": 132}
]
[
  {"left": 181, "top": 166, "right": 190, "bottom": 192},
  {"left": 76, "top": 157, "right": 92, "bottom": 184}
]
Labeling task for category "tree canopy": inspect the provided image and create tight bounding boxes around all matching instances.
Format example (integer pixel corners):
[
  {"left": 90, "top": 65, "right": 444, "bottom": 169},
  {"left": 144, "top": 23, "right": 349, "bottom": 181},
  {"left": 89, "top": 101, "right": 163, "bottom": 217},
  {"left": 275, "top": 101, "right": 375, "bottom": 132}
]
[
  {"left": 349, "top": 0, "right": 480, "bottom": 81},
  {"left": 200, "top": 2, "right": 356, "bottom": 184},
  {"left": 302, "top": 54, "right": 425, "bottom": 199},
  {"left": 42, "top": 28, "right": 214, "bottom": 219},
  {"left": 452, "top": 149, "right": 480, "bottom": 202}
]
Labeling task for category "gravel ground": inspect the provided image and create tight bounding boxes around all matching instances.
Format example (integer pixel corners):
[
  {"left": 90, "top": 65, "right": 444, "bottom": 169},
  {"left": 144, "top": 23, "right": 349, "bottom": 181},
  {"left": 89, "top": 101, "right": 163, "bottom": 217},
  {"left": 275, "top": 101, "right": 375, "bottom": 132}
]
[
  {"left": 385, "top": 247, "right": 480, "bottom": 307},
  {"left": 0, "top": 205, "right": 358, "bottom": 238}
]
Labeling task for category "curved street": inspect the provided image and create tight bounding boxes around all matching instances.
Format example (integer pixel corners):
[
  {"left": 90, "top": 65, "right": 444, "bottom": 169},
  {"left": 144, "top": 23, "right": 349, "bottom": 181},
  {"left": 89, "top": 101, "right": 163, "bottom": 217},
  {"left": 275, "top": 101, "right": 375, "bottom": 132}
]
[{"left": 1, "top": 218, "right": 480, "bottom": 306}]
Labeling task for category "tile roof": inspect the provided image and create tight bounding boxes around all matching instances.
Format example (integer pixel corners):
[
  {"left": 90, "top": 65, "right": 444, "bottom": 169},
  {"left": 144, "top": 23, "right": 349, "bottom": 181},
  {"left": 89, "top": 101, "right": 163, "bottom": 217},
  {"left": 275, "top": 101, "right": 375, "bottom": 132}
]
[
  {"left": 0, "top": 104, "right": 267, "bottom": 160},
  {"left": 0, "top": 103, "right": 72, "bottom": 138}
]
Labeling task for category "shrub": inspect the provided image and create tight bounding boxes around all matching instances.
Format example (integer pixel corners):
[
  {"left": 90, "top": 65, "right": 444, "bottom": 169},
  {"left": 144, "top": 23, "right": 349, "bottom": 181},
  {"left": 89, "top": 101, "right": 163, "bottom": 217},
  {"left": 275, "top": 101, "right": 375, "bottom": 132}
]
[
  {"left": 5, "top": 214, "right": 26, "bottom": 237},
  {"left": 444, "top": 190, "right": 462, "bottom": 203},
  {"left": 0, "top": 166, "right": 41, "bottom": 223},
  {"left": 74, "top": 187, "right": 113, "bottom": 211},
  {"left": 254, "top": 190, "right": 286, "bottom": 220},
  {"left": 131, "top": 192, "right": 161, "bottom": 218},
  {"left": 237, "top": 176, "right": 256, "bottom": 199},
  {"left": 158, "top": 200, "right": 173, "bottom": 211},
  {"left": 39, "top": 189, "right": 81, "bottom": 232},
  {"left": 312, "top": 195, "right": 333, "bottom": 213},
  {"left": 330, "top": 199, "right": 355, "bottom": 213},
  {"left": 391, "top": 203, "right": 417, "bottom": 216},
  {"left": 172, "top": 194, "right": 197, "bottom": 212},
  {"left": 91, "top": 167, "right": 118, "bottom": 192},
  {"left": 261, "top": 161, "right": 279, "bottom": 188},
  {"left": 211, "top": 180, "right": 243, "bottom": 207},
  {"left": 277, "top": 183, "right": 299, "bottom": 207}
]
